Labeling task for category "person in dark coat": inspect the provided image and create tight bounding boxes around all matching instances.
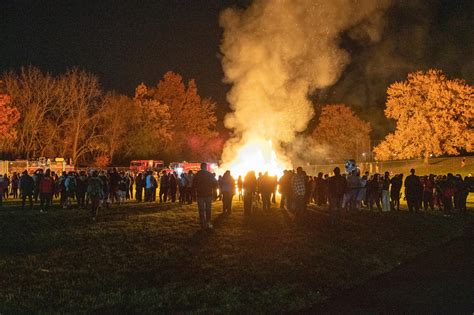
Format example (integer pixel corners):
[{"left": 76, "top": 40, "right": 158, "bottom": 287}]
[
  {"left": 159, "top": 170, "right": 169, "bottom": 203},
  {"left": 168, "top": 172, "right": 178, "bottom": 202},
  {"left": 243, "top": 171, "right": 257, "bottom": 216},
  {"left": 404, "top": 169, "right": 422, "bottom": 212},
  {"left": 135, "top": 173, "right": 143, "bottom": 202},
  {"left": 193, "top": 163, "right": 218, "bottom": 229},
  {"left": 327, "top": 167, "right": 346, "bottom": 225},
  {"left": 19, "top": 170, "right": 35, "bottom": 210},
  {"left": 220, "top": 170, "right": 235, "bottom": 214},
  {"left": 390, "top": 174, "right": 403, "bottom": 211},
  {"left": 278, "top": 170, "right": 292, "bottom": 210}
]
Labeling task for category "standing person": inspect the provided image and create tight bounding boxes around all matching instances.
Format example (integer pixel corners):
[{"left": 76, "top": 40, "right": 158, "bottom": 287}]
[
  {"left": 459, "top": 176, "right": 469, "bottom": 214},
  {"left": 151, "top": 172, "right": 158, "bottom": 202},
  {"left": 278, "top": 170, "right": 292, "bottom": 210},
  {"left": 259, "top": 172, "right": 273, "bottom": 211},
  {"left": 135, "top": 173, "right": 143, "bottom": 202},
  {"left": 32, "top": 169, "right": 43, "bottom": 203},
  {"left": 128, "top": 173, "right": 134, "bottom": 200},
  {"left": 57, "top": 172, "right": 67, "bottom": 208},
  {"left": 109, "top": 168, "right": 121, "bottom": 204},
  {"left": 422, "top": 175, "right": 435, "bottom": 211},
  {"left": 357, "top": 174, "right": 368, "bottom": 209},
  {"left": 314, "top": 172, "right": 325, "bottom": 206},
  {"left": 76, "top": 171, "right": 88, "bottom": 209},
  {"left": 390, "top": 174, "right": 403, "bottom": 211},
  {"left": 64, "top": 172, "right": 77, "bottom": 209},
  {"left": 327, "top": 167, "right": 347, "bottom": 225},
  {"left": 220, "top": 170, "right": 235, "bottom": 214},
  {"left": 2, "top": 174, "right": 10, "bottom": 200},
  {"left": 441, "top": 174, "right": 456, "bottom": 216},
  {"left": 237, "top": 176, "right": 243, "bottom": 201},
  {"left": 169, "top": 172, "right": 178, "bottom": 202},
  {"left": 87, "top": 171, "right": 104, "bottom": 221},
  {"left": 243, "top": 171, "right": 257, "bottom": 216},
  {"left": 367, "top": 174, "right": 382, "bottom": 211},
  {"left": 144, "top": 171, "right": 154, "bottom": 202},
  {"left": 217, "top": 175, "right": 223, "bottom": 201},
  {"left": 193, "top": 163, "right": 218, "bottom": 229},
  {"left": 159, "top": 170, "right": 169, "bottom": 203},
  {"left": 405, "top": 169, "right": 421, "bottom": 212},
  {"left": 117, "top": 173, "right": 128, "bottom": 204},
  {"left": 345, "top": 171, "right": 360, "bottom": 211},
  {"left": 178, "top": 173, "right": 188, "bottom": 204},
  {"left": 38, "top": 169, "right": 54, "bottom": 213},
  {"left": 19, "top": 170, "right": 34, "bottom": 210},
  {"left": 381, "top": 171, "right": 391, "bottom": 212},
  {"left": 98, "top": 171, "right": 110, "bottom": 208},
  {"left": 271, "top": 175, "right": 278, "bottom": 204},
  {"left": 11, "top": 172, "right": 19, "bottom": 199},
  {"left": 291, "top": 167, "right": 307, "bottom": 216},
  {"left": 0, "top": 175, "right": 4, "bottom": 206},
  {"left": 186, "top": 170, "right": 195, "bottom": 204}
]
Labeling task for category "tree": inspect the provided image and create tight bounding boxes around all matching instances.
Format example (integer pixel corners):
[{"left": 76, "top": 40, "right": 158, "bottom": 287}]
[
  {"left": 0, "top": 80, "right": 20, "bottom": 149},
  {"left": 148, "top": 71, "right": 218, "bottom": 161},
  {"left": 55, "top": 69, "right": 103, "bottom": 165},
  {"left": 131, "top": 83, "right": 173, "bottom": 159},
  {"left": 374, "top": 69, "right": 474, "bottom": 162},
  {"left": 312, "top": 104, "right": 371, "bottom": 162},
  {"left": 97, "top": 93, "right": 134, "bottom": 163},
  {"left": 2, "top": 67, "right": 57, "bottom": 159}
]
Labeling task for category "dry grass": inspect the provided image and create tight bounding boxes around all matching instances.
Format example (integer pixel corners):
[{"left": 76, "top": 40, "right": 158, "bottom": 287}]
[{"left": 0, "top": 199, "right": 472, "bottom": 312}]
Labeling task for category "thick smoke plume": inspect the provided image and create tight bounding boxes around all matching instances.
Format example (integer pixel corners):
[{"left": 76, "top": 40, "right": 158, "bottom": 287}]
[{"left": 219, "top": 0, "right": 391, "bottom": 168}]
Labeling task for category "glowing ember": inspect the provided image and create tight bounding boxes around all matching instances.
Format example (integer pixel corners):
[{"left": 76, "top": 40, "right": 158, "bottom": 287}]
[{"left": 223, "top": 139, "right": 290, "bottom": 178}]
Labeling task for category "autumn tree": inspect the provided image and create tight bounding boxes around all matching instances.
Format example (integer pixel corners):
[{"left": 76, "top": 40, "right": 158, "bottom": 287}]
[
  {"left": 374, "top": 69, "right": 474, "bottom": 162},
  {"left": 2, "top": 67, "right": 105, "bottom": 165},
  {"left": 54, "top": 69, "right": 103, "bottom": 165},
  {"left": 147, "top": 72, "right": 218, "bottom": 161},
  {"left": 131, "top": 83, "right": 173, "bottom": 159},
  {"left": 0, "top": 80, "right": 20, "bottom": 152},
  {"left": 312, "top": 104, "right": 372, "bottom": 162},
  {"left": 97, "top": 92, "right": 134, "bottom": 163},
  {"left": 2, "top": 67, "right": 57, "bottom": 158}
]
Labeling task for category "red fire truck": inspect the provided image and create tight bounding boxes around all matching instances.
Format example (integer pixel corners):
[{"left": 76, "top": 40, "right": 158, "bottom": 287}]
[
  {"left": 168, "top": 162, "right": 218, "bottom": 175},
  {"left": 129, "top": 160, "right": 165, "bottom": 173}
]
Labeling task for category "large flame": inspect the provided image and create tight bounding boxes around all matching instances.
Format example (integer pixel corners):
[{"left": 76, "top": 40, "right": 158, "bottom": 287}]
[{"left": 222, "top": 139, "right": 290, "bottom": 178}]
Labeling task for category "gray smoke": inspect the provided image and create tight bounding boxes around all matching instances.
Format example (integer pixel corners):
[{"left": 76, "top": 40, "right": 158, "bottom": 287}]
[{"left": 219, "top": 0, "right": 391, "bottom": 165}]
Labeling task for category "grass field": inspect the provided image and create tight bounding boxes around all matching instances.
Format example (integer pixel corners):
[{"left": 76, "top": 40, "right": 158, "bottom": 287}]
[{"left": 0, "top": 198, "right": 472, "bottom": 312}]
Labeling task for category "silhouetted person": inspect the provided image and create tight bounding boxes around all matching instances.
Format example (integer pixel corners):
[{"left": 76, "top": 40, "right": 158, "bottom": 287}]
[
  {"left": 39, "top": 169, "right": 54, "bottom": 212},
  {"left": 193, "top": 163, "right": 218, "bottom": 229},
  {"left": 259, "top": 172, "right": 273, "bottom": 211},
  {"left": 243, "top": 171, "right": 257, "bottom": 216},
  {"left": 404, "top": 169, "right": 421, "bottom": 212},
  {"left": 278, "top": 170, "right": 292, "bottom": 209},
  {"left": 390, "top": 174, "right": 403, "bottom": 211},
  {"left": 292, "top": 167, "right": 307, "bottom": 215},
  {"left": 159, "top": 170, "right": 169, "bottom": 202},
  {"left": 220, "top": 170, "right": 235, "bottom": 214},
  {"left": 327, "top": 167, "right": 346, "bottom": 225},
  {"left": 19, "top": 170, "right": 34, "bottom": 210}
]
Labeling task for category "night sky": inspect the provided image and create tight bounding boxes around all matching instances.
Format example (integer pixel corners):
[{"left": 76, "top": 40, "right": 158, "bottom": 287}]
[{"left": 1, "top": 0, "right": 472, "bottom": 136}]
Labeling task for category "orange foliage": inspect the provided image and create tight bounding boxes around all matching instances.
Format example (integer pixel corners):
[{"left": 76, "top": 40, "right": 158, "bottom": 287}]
[
  {"left": 312, "top": 104, "right": 371, "bottom": 162},
  {"left": 94, "top": 155, "right": 110, "bottom": 168},
  {"left": 0, "top": 85, "right": 20, "bottom": 143},
  {"left": 374, "top": 69, "right": 474, "bottom": 161}
]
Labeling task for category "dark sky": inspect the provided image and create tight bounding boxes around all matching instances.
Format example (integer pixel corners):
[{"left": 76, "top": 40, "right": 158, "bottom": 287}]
[{"left": 1, "top": 0, "right": 472, "bottom": 136}]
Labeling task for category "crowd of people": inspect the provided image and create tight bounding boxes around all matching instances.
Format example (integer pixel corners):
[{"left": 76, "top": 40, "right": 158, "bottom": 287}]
[{"left": 0, "top": 164, "right": 471, "bottom": 225}]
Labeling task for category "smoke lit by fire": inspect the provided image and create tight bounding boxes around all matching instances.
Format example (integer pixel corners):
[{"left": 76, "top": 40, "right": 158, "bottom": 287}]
[{"left": 219, "top": 0, "right": 391, "bottom": 176}]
